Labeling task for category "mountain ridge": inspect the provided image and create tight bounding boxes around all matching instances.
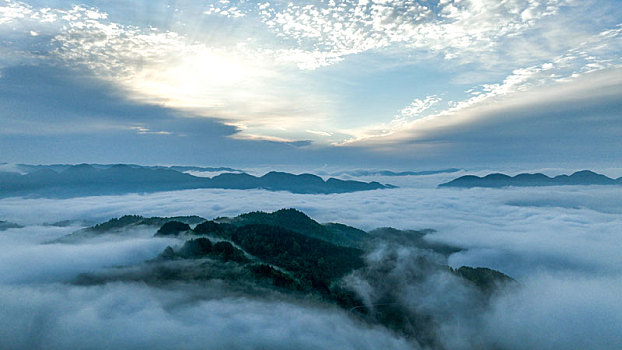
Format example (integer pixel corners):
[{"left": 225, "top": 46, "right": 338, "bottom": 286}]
[
  {"left": 0, "top": 164, "right": 393, "bottom": 197},
  {"left": 69, "top": 208, "right": 513, "bottom": 349},
  {"left": 439, "top": 170, "right": 622, "bottom": 188}
]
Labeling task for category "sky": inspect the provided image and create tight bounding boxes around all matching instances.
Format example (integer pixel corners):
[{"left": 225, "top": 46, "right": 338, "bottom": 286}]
[{"left": 0, "top": 0, "right": 621, "bottom": 168}]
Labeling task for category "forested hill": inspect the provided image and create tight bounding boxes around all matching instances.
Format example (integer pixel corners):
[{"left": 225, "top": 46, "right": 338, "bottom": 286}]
[{"left": 67, "top": 208, "right": 515, "bottom": 349}]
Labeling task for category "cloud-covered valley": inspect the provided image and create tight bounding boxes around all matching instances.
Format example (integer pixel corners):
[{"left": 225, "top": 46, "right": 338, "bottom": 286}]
[{"left": 1, "top": 174, "right": 621, "bottom": 349}]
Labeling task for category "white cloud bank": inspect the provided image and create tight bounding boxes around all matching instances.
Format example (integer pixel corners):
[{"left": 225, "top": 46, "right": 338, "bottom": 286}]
[
  {"left": 2, "top": 180, "right": 622, "bottom": 279},
  {"left": 1, "top": 179, "right": 622, "bottom": 348},
  {"left": 0, "top": 283, "right": 413, "bottom": 350}
]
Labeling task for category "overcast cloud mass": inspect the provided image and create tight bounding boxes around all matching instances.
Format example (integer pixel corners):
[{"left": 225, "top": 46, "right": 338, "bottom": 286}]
[{"left": 0, "top": 0, "right": 620, "bottom": 167}]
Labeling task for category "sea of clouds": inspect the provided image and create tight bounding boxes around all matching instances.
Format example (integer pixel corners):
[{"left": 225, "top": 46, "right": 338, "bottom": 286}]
[{"left": 1, "top": 172, "right": 621, "bottom": 349}]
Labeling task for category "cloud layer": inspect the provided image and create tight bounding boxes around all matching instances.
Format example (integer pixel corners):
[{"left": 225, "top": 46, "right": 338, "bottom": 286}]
[
  {"left": 1, "top": 175, "right": 622, "bottom": 348},
  {"left": 2, "top": 175, "right": 622, "bottom": 280},
  {"left": 0, "top": 283, "right": 412, "bottom": 350}
]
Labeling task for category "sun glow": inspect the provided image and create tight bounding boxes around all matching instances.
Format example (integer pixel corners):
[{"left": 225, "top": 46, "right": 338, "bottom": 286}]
[{"left": 125, "top": 46, "right": 257, "bottom": 109}]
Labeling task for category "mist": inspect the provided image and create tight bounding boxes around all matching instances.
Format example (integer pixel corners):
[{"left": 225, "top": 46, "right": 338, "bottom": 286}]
[
  {"left": 0, "top": 283, "right": 412, "bottom": 350},
  {"left": 0, "top": 225, "right": 179, "bottom": 284},
  {"left": 1, "top": 173, "right": 621, "bottom": 349}
]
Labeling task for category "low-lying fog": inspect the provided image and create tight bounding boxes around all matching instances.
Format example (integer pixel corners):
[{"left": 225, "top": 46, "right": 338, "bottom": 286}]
[{"left": 1, "top": 172, "right": 621, "bottom": 349}]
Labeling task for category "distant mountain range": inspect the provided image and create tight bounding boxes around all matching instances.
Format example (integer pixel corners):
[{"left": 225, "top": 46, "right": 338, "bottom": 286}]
[
  {"left": 324, "top": 168, "right": 461, "bottom": 177},
  {"left": 5, "top": 163, "right": 244, "bottom": 174},
  {"left": 439, "top": 170, "right": 622, "bottom": 188},
  {"left": 0, "top": 164, "right": 393, "bottom": 197}
]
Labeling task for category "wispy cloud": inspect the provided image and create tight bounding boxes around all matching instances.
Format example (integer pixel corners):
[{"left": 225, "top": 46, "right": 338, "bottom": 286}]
[
  {"left": 130, "top": 126, "right": 172, "bottom": 136},
  {"left": 338, "top": 95, "right": 442, "bottom": 143}
]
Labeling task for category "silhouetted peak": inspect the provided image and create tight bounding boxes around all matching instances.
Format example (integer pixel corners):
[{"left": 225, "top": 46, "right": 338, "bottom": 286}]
[
  {"left": 155, "top": 221, "right": 191, "bottom": 236},
  {"left": 62, "top": 164, "right": 97, "bottom": 176},
  {"left": 109, "top": 164, "right": 132, "bottom": 169},
  {"left": 572, "top": 170, "right": 598, "bottom": 176},
  {"left": 261, "top": 171, "right": 324, "bottom": 183},
  {"left": 66, "top": 163, "right": 95, "bottom": 171},
  {"left": 482, "top": 173, "right": 512, "bottom": 180},
  {"left": 513, "top": 173, "right": 549, "bottom": 180},
  {"left": 568, "top": 170, "right": 609, "bottom": 180},
  {"left": 212, "top": 172, "right": 255, "bottom": 180},
  {"left": 178, "top": 238, "right": 213, "bottom": 258},
  {"left": 274, "top": 208, "right": 311, "bottom": 219}
]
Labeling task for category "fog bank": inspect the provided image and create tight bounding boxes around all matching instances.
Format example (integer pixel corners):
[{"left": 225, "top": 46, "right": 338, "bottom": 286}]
[{"left": 1, "top": 178, "right": 621, "bottom": 349}]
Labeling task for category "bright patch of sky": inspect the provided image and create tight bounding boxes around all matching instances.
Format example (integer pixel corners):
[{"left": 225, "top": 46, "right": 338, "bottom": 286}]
[{"left": 0, "top": 0, "right": 620, "bottom": 161}]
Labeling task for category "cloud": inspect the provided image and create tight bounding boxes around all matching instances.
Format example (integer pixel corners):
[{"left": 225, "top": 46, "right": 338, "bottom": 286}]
[
  {"left": 1, "top": 178, "right": 622, "bottom": 348},
  {"left": 0, "top": 225, "right": 180, "bottom": 284},
  {"left": 2, "top": 178, "right": 622, "bottom": 279},
  {"left": 395, "top": 95, "right": 442, "bottom": 122},
  {"left": 0, "top": 1, "right": 335, "bottom": 142},
  {"left": 2, "top": 0, "right": 620, "bottom": 150},
  {"left": 482, "top": 273, "right": 622, "bottom": 349},
  {"left": 204, "top": 3, "right": 246, "bottom": 18},
  {"left": 339, "top": 95, "right": 442, "bottom": 143},
  {"left": 129, "top": 126, "right": 172, "bottom": 135},
  {"left": 0, "top": 64, "right": 356, "bottom": 165},
  {"left": 343, "top": 242, "right": 493, "bottom": 349},
  {"left": 0, "top": 283, "right": 413, "bottom": 350},
  {"left": 340, "top": 17, "right": 622, "bottom": 144},
  {"left": 345, "top": 66, "right": 622, "bottom": 166},
  {"left": 0, "top": 65, "right": 204, "bottom": 136},
  {"left": 259, "top": 0, "right": 572, "bottom": 69}
]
